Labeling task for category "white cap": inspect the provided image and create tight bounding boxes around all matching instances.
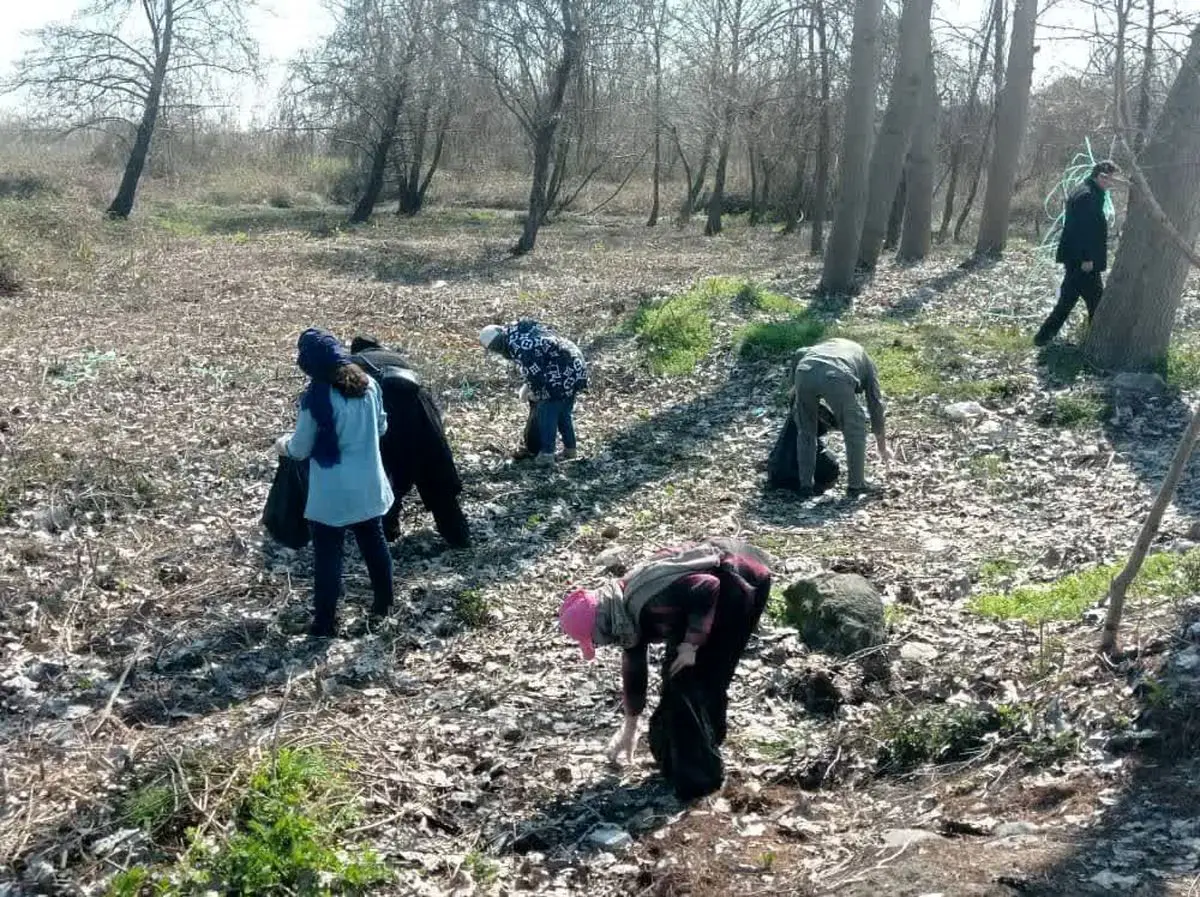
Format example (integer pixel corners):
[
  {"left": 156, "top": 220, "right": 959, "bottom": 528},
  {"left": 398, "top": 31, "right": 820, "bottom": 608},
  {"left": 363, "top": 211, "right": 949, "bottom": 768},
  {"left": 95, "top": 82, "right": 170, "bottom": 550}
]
[{"left": 479, "top": 325, "right": 504, "bottom": 351}]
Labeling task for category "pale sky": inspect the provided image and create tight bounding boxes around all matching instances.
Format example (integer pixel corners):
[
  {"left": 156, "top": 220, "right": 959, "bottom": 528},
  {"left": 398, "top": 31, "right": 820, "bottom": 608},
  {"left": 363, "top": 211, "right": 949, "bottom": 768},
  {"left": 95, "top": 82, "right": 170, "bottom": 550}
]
[{"left": 0, "top": 0, "right": 1152, "bottom": 124}]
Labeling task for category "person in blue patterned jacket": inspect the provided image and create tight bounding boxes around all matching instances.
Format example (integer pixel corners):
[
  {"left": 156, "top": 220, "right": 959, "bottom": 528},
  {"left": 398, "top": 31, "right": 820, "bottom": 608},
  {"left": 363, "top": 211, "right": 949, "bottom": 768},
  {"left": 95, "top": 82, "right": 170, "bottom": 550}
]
[{"left": 480, "top": 320, "right": 589, "bottom": 465}]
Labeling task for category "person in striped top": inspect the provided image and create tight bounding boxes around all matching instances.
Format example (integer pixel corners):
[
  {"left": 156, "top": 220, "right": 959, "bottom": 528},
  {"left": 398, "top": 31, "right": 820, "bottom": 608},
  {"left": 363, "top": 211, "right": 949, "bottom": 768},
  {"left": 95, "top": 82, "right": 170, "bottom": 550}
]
[{"left": 559, "top": 539, "right": 771, "bottom": 765}]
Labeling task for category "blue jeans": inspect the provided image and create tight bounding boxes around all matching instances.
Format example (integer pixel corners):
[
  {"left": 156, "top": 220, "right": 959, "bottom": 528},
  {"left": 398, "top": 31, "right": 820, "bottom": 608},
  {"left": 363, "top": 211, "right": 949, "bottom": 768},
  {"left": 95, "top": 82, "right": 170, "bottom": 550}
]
[
  {"left": 310, "top": 517, "right": 394, "bottom": 635},
  {"left": 536, "top": 397, "right": 577, "bottom": 455}
]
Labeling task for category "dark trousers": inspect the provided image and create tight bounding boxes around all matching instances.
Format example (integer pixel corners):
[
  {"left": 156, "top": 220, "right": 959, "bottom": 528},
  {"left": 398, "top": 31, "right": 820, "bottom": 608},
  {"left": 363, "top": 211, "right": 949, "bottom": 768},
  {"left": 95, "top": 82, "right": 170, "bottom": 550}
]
[
  {"left": 383, "top": 479, "right": 470, "bottom": 548},
  {"left": 667, "top": 570, "right": 771, "bottom": 745},
  {"left": 536, "top": 397, "right": 577, "bottom": 455},
  {"left": 1036, "top": 265, "right": 1103, "bottom": 343},
  {"left": 310, "top": 517, "right": 394, "bottom": 635}
]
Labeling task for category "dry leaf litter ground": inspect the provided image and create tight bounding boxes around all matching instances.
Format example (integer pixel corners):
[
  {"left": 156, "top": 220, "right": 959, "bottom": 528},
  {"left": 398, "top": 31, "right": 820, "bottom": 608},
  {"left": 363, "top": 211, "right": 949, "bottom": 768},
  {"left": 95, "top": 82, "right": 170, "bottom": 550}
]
[{"left": 2, "top": 191, "right": 1200, "bottom": 897}]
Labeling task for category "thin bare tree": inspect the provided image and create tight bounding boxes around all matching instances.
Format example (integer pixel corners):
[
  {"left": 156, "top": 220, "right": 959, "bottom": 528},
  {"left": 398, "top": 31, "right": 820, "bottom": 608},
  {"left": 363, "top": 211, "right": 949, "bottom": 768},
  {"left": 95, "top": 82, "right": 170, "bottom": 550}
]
[{"left": 5, "top": 0, "right": 258, "bottom": 218}]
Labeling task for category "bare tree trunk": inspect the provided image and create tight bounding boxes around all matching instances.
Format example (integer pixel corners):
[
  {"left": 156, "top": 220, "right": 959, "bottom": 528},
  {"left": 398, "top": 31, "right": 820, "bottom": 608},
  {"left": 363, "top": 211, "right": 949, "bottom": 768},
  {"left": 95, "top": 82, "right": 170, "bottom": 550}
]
[
  {"left": 974, "top": 0, "right": 1038, "bottom": 259},
  {"left": 1102, "top": 406, "right": 1200, "bottom": 656},
  {"left": 819, "top": 0, "right": 885, "bottom": 294},
  {"left": 748, "top": 144, "right": 761, "bottom": 225},
  {"left": 1085, "top": 26, "right": 1200, "bottom": 370},
  {"left": 647, "top": 16, "right": 664, "bottom": 227},
  {"left": 514, "top": 8, "right": 581, "bottom": 255},
  {"left": 857, "top": 0, "right": 933, "bottom": 269},
  {"left": 1134, "top": 0, "right": 1156, "bottom": 154},
  {"left": 884, "top": 171, "right": 907, "bottom": 250},
  {"left": 107, "top": 1, "right": 174, "bottom": 218},
  {"left": 953, "top": 113, "right": 996, "bottom": 241},
  {"left": 705, "top": 134, "right": 733, "bottom": 235},
  {"left": 940, "top": 0, "right": 998, "bottom": 240},
  {"left": 810, "top": 0, "right": 832, "bottom": 255},
  {"left": 674, "top": 126, "right": 715, "bottom": 225},
  {"left": 898, "top": 61, "right": 938, "bottom": 261},
  {"left": 351, "top": 93, "right": 402, "bottom": 224}
]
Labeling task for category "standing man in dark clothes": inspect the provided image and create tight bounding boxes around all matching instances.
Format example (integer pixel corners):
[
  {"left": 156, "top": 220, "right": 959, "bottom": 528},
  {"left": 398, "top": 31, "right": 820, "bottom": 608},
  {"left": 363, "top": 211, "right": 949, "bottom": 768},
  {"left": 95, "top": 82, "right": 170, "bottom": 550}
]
[
  {"left": 559, "top": 539, "right": 771, "bottom": 797},
  {"left": 1034, "top": 160, "right": 1119, "bottom": 346},
  {"left": 349, "top": 336, "right": 470, "bottom": 549},
  {"left": 792, "top": 338, "right": 890, "bottom": 498}
]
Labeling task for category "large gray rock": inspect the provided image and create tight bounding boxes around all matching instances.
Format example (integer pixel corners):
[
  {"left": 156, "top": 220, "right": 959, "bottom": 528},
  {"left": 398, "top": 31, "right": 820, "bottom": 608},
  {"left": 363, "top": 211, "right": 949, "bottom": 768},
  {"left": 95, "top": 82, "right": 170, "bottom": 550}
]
[
  {"left": 1111, "top": 371, "right": 1167, "bottom": 395},
  {"left": 782, "top": 572, "right": 887, "bottom": 656}
]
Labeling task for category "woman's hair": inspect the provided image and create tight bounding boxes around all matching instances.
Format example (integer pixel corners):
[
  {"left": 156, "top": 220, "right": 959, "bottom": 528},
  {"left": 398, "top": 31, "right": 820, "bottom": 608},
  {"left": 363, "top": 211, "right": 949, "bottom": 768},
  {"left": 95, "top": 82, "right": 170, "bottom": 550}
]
[{"left": 331, "top": 362, "right": 370, "bottom": 398}]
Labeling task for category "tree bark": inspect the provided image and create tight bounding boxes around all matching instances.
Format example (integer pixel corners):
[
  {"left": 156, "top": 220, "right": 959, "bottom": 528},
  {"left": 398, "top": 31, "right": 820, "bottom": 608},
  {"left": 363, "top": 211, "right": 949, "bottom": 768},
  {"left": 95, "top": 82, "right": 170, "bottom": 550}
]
[
  {"left": 514, "top": 6, "right": 581, "bottom": 255},
  {"left": 810, "top": 0, "right": 832, "bottom": 254},
  {"left": 938, "top": 3, "right": 996, "bottom": 241},
  {"left": 974, "top": 0, "right": 1038, "bottom": 259},
  {"left": 898, "top": 61, "right": 938, "bottom": 261},
  {"left": 351, "top": 92, "right": 403, "bottom": 224},
  {"left": 647, "top": 12, "right": 664, "bottom": 227},
  {"left": 107, "top": 1, "right": 174, "bottom": 219},
  {"left": 857, "top": 0, "right": 933, "bottom": 269},
  {"left": 884, "top": 171, "right": 908, "bottom": 250},
  {"left": 1085, "top": 26, "right": 1200, "bottom": 370},
  {"left": 1134, "top": 0, "right": 1155, "bottom": 154},
  {"left": 819, "top": 0, "right": 885, "bottom": 294}
]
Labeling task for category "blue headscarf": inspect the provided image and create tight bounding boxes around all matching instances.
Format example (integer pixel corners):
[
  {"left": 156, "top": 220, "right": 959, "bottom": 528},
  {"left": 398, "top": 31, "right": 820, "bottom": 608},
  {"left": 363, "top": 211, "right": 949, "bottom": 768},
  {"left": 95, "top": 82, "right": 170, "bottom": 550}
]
[{"left": 297, "top": 328, "right": 350, "bottom": 468}]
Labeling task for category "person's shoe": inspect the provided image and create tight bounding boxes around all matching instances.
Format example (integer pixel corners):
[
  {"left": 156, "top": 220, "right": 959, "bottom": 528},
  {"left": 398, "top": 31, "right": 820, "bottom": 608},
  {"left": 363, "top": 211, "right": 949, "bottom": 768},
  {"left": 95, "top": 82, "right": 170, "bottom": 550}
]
[
  {"left": 847, "top": 483, "right": 884, "bottom": 498},
  {"left": 512, "top": 446, "right": 536, "bottom": 461},
  {"left": 794, "top": 486, "right": 816, "bottom": 499},
  {"left": 535, "top": 452, "right": 556, "bottom": 467},
  {"left": 308, "top": 620, "right": 336, "bottom": 639},
  {"left": 561, "top": 447, "right": 578, "bottom": 460},
  {"left": 370, "top": 600, "right": 392, "bottom": 619}
]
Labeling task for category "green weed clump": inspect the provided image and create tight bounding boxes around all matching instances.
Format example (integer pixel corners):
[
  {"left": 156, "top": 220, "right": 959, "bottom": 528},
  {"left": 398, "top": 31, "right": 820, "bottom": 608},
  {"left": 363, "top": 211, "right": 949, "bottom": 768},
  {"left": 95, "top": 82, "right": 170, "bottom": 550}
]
[
  {"left": 630, "top": 291, "right": 714, "bottom": 375},
  {"left": 1050, "top": 392, "right": 1107, "bottom": 428},
  {"left": 106, "top": 747, "right": 388, "bottom": 896},
  {"left": 738, "top": 313, "right": 827, "bottom": 360},
  {"left": 1164, "top": 342, "right": 1200, "bottom": 390},
  {"left": 970, "top": 551, "right": 1200, "bottom": 624}
]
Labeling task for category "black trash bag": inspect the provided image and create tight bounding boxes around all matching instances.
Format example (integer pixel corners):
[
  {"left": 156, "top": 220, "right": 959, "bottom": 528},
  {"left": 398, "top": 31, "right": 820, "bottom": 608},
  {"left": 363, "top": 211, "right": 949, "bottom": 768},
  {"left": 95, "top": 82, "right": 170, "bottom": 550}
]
[
  {"left": 522, "top": 401, "right": 540, "bottom": 457},
  {"left": 261, "top": 457, "right": 310, "bottom": 549},
  {"left": 767, "top": 407, "right": 840, "bottom": 494},
  {"left": 648, "top": 667, "right": 724, "bottom": 801}
]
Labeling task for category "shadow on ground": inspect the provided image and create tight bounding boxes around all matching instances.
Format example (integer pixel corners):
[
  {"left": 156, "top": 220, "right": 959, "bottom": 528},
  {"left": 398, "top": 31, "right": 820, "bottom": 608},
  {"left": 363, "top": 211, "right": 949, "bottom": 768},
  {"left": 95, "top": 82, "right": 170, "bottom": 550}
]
[{"left": 490, "top": 777, "right": 681, "bottom": 855}]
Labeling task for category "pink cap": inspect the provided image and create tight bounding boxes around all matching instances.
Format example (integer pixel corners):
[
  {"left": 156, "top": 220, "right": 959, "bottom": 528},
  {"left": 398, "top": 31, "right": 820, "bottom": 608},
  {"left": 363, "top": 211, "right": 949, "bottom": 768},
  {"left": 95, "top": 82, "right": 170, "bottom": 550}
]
[{"left": 560, "top": 589, "right": 598, "bottom": 660}]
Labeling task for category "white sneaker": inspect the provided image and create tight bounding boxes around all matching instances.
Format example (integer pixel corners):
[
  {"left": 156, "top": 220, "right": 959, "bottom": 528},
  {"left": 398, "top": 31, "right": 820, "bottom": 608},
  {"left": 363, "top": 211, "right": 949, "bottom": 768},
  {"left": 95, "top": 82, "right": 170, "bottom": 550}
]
[{"left": 561, "top": 447, "right": 578, "bottom": 460}]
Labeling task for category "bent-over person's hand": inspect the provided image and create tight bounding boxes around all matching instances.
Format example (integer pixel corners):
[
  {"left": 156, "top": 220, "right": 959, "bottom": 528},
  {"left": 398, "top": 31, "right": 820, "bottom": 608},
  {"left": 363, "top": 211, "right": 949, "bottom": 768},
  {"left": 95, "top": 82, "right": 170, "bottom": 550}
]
[
  {"left": 606, "top": 714, "right": 639, "bottom": 765},
  {"left": 1081, "top": 260, "right": 1094, "bottom": 273},
  {"left": 669, "top": 642, "right": 697, "bottom": 676},
  {"left": 273, "top": 435, "right": 292, "bottom": 458}
]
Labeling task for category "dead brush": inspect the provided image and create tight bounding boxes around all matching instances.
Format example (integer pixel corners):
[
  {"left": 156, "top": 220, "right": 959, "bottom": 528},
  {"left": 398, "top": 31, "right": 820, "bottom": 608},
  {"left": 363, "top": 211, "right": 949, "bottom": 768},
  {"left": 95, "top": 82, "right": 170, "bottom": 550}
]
[{"left": 0, "top": 241, "right": 22, "bottom": 296}]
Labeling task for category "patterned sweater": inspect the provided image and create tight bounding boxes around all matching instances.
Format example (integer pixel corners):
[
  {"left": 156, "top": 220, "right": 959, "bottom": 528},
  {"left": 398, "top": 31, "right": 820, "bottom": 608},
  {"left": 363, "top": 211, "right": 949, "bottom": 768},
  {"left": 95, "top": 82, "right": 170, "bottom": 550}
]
[{"left": 502, "top": 320, "right": 589, "bottom": 401}]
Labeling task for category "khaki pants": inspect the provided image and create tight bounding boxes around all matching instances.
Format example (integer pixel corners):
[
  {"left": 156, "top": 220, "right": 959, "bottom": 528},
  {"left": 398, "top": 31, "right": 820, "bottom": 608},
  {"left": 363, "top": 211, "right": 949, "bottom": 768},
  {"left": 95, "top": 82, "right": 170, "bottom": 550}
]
[{"left": 794, "top": 362, "right": 868, "bottom": 489}]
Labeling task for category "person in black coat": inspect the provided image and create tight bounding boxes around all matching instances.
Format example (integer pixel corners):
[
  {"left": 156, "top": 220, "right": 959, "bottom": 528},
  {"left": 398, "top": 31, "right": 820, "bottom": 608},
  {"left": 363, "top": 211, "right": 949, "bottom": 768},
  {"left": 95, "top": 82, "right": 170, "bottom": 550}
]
[
  {"left": 350, "top": 336, "right": 470, "bottom": 549},
  {"left": 1035, "top": 160, "right": 1119, "bottom": 346}
]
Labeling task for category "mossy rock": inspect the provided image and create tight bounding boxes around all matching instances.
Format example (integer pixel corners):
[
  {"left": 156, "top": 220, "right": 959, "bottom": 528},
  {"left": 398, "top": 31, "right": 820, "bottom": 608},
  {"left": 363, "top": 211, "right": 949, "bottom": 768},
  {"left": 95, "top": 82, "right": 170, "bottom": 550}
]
[{"left": 782, "top": 572, "right": 886, "bottom": 656}]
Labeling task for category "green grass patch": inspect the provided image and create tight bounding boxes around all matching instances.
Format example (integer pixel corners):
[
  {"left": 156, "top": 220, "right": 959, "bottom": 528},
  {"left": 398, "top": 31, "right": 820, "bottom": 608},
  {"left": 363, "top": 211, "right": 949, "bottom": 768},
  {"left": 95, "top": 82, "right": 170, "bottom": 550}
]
[
  {"left": 970, "top": 550, "right": 1200, "bottom": 624},
  {"left": 1164, "top": 342, "right": 1200, "bottom": 390},
  {"left": 1051, "top": 392, "right": 1107, "bottom": 428},
  {"left": 120, "top": 784, "right": 178, "bottom": 835},
  {"left": 978, "top": 557, "right": 1019, "bottom": 586},
  {"left": 630, "top": 291, "right": 714, "bottom": 375},
  {"left": 110, "top": 746, "right": 388, "bottom": 896},
  {"left": 738, "top": 313, "right": 827, "bottom": 361},
  {"left": 455, "top": 588, "right": 491, "bottom": 628},
  {"left": 834, "top": 321, "right": 1032, "bottom": 401},
  {"left": 968, "top": 453, "right": 1005, "bottom": 481},
  {"left": 875, "top": 702, "right": 1073, "bottom": 773}
]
